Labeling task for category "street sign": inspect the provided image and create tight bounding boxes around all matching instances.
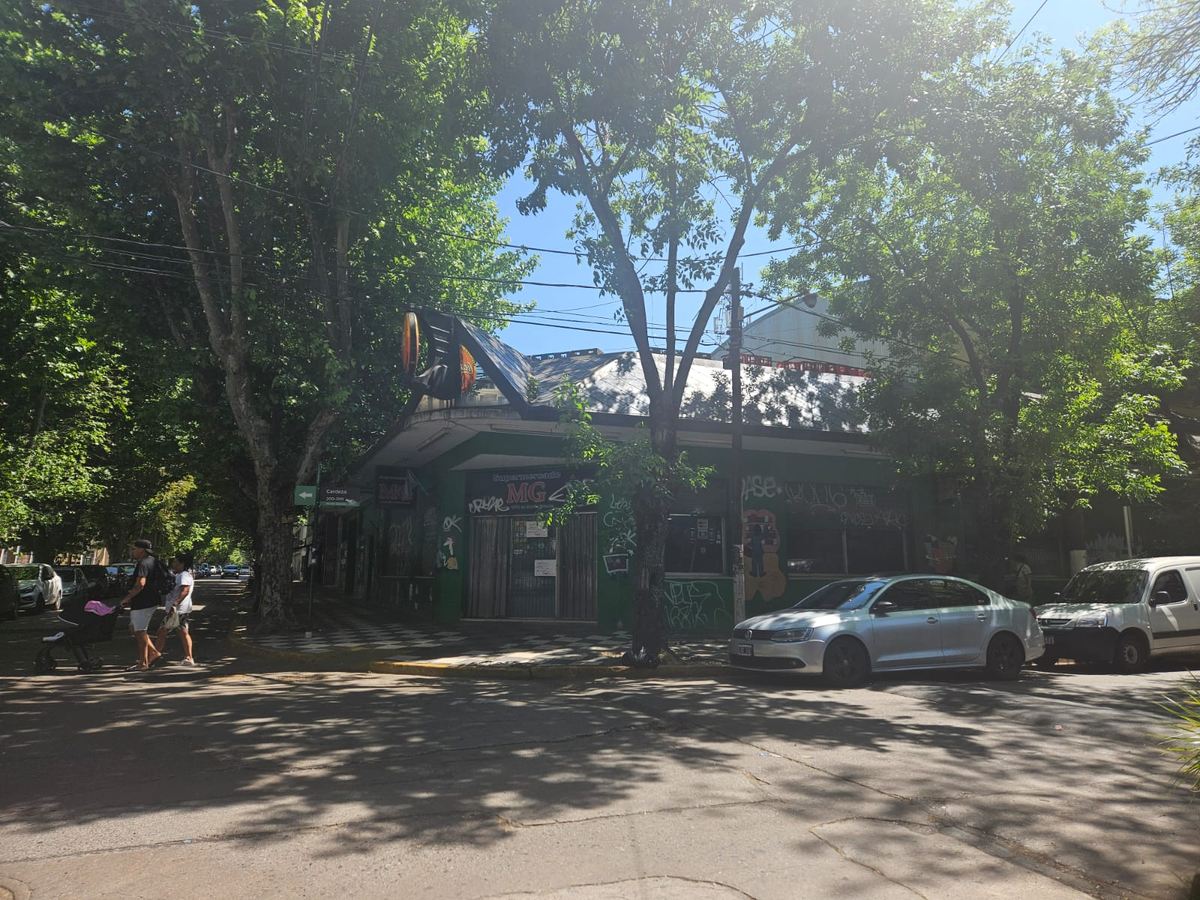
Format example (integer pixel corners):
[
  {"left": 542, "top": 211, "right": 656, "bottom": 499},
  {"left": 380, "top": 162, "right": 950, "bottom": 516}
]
[
  {"left": 294, "top": 485, "right": 317, "bottom": 507},
  {"left": 320, "top": 485, "right": 361, "bottom": 508}
]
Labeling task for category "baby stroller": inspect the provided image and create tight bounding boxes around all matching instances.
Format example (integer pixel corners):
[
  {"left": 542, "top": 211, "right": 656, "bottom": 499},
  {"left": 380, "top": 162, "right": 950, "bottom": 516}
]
[{"left": 34, "top": 594, "right": 121, "bottom": 674}]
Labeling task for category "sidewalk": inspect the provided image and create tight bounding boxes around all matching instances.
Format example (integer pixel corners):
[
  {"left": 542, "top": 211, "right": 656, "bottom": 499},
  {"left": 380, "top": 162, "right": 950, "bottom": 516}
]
[{"left": 227, "top": 584, "right": 731, "bottom": 679}]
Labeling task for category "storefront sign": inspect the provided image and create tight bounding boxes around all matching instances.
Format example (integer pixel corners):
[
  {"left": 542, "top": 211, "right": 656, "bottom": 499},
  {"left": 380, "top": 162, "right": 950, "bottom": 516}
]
[
  {"left": 377, "top": 470, "right": 416, "bottom": 506},
  {"left": 466, "top": 468, "right": 594, "bottom": 514},
  {"left": 784, "top": 482, "right": 908, "bottom": 529}
]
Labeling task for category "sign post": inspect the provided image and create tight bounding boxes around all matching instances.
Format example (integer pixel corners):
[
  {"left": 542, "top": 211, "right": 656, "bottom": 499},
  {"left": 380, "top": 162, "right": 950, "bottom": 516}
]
[{"left": 306, "top": 463, "right": 321, "bottom": 639}]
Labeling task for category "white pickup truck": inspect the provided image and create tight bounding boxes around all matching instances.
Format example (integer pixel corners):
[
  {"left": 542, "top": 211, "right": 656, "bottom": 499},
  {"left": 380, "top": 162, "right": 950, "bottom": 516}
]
[{"left": 1034, "top": 557, "right": 1200, "bottom": 673}]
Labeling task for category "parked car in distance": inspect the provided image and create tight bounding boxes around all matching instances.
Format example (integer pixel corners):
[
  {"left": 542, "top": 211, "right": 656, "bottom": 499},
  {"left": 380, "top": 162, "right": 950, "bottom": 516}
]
[
  {"left": 12, "top": 564, "right": 63, "bottom": 612},
  {"left": 1035, "top": 557, "right": 1200, "bottom": 673},
  {"left": 729, "top": 574, "right": 1045, "bottom": 687},
  {"left": 79, "top": 565, "right": 111, "bottom": 599},
  {"left": 53, "top": 566, "right": 90, "bottom": 607},
  {"left": 239, "top": 565, "right": 251, "bottom": 577},
  {"left": 222, "top": 564, "right": 240, "bottom": 578},
  {"left": 0, "top": 565, "right": 18, "bottom": 620},
  {"left": 105, "top": 565, "right": 123, "bottom": 595},
  {"left": 196, "top": 563, "right": 210, "bottom": 578},
  {"left": 112, "top": 562, "right": 137, "bottom": 592}
]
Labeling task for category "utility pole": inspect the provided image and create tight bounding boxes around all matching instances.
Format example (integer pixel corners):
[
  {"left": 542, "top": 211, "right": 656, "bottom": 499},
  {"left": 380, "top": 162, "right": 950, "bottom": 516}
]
[{"left": 729, "top": 268, "right": 745, "bottom": 624}]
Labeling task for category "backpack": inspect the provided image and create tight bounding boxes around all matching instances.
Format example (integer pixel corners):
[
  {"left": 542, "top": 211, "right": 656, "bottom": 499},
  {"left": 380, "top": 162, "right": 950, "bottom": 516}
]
[{"left": 149, "top": 555, "right": 175, "bottom": 599}]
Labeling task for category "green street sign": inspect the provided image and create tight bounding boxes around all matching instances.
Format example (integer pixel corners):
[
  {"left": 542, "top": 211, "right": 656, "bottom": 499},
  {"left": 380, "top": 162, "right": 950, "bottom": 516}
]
[{"left": 294, "top": 485, "right": 317, "bottom": 506}]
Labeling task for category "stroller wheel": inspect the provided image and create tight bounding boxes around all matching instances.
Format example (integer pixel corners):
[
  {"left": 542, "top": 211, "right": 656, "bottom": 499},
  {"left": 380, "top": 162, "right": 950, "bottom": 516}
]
[
  {"left": 34, "top": 655, "right": 57, "bottom": 675},
  {"left": 80, "top": 658, "right": 102, "bottom": 673}
]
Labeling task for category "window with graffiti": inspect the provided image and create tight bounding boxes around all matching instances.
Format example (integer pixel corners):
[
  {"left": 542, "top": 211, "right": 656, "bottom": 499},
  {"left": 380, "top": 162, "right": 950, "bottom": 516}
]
[
  {"left": 665, "top": 514, "right": 725, "bottom": 574},
  {"left": 784, "top": 482, "right": 908, "bottom": 575}
]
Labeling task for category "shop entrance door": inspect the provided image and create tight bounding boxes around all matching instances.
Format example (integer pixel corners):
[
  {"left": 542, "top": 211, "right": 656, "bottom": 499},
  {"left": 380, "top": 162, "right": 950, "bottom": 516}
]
[
  {"left": 466, "top": 514, "right": 597, "bottom": 620},
  {"left": 507, "top": 519, "right": 557, "bottom": 618}
]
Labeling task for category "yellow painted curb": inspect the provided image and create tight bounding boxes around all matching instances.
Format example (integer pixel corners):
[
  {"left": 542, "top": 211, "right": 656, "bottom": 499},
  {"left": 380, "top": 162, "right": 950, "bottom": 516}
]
[
  {"left": 367, "top": 660, "right": 730, "bottom": 680},
  {"left": 228, "top": 620, "right": 729, "bottom": 680}
]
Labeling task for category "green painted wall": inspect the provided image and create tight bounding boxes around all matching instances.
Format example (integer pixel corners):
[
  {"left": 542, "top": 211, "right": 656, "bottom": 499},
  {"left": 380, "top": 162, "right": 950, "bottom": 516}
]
[{"left": 374, "top": 434, "right": 948, "bottom": 632}]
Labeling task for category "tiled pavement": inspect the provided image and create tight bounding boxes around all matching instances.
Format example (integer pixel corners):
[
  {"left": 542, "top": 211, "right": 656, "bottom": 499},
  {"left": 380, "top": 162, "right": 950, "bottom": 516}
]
[{"left": 233, "top": 596, "right": 729, "bottom": 669}]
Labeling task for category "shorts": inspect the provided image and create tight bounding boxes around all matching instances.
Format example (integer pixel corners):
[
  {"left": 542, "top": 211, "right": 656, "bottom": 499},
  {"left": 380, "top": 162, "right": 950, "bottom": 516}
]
[
  {"left": 129, "top": 607, "right": 156, "bottom": 632},
  {"left": 161, "top": 612, "right": 190, "bottom": 633}
]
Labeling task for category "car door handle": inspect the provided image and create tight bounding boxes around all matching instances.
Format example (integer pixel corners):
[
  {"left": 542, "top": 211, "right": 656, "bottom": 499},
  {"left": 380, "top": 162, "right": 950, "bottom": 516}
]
[
  {"left": 976, "top": 613, "right": 988, "bottom": 621},
  {"left": 926, "top": 616, "right": 939, "bottom": 624}
]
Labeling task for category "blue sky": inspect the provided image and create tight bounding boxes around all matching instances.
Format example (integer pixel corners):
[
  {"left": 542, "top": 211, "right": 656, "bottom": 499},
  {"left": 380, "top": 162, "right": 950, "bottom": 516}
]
[{"left": 490, "top": 1, "right": 1198, "bottom": 356}]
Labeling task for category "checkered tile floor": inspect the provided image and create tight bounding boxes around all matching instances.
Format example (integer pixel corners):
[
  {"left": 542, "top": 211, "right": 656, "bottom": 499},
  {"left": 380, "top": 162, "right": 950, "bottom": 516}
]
[{"left": 238, "top": 603, "right": 727, "bottom": 668}]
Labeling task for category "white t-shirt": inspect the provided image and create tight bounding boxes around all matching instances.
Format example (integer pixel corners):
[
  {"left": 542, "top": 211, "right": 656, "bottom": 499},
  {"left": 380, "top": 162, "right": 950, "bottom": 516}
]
[{"left": 167, "top": 570, "right": 195, "bottom": 615}]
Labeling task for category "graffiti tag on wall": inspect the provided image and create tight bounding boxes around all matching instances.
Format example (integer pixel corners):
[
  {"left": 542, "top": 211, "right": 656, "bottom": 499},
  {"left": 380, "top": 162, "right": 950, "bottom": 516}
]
[
  {"left": 663, "top": 580, "right": 731, "bottom": 630},
  {"left": 786, "top": 481, "right": 908, "bottom": 530}
]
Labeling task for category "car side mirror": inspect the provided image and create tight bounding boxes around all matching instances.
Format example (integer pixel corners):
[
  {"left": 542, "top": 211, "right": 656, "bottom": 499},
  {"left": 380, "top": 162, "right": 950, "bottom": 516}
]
[
  {"left": 872, "top": 600, "right": 896, "bottom": 616},
  {"left": 1153, "top": 590, "right": 1173, "bottom": 606}
]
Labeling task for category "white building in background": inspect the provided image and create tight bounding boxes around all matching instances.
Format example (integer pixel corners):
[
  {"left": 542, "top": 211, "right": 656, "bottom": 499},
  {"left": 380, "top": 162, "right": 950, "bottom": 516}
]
[{"left": 711, "top": 293, "right": 890, "bottom": 374}]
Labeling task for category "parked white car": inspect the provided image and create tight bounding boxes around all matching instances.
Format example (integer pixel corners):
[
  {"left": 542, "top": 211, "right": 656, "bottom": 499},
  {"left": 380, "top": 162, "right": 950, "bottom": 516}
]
[
  {"left": 12, "top": 563, "right": 63, "bottom": 613},
  {"left": 730, "top": 574, "right": 1044, "bottom": 687},
  {"left": 1035, "top": 557, "right": 1200, "bottom": 673}
]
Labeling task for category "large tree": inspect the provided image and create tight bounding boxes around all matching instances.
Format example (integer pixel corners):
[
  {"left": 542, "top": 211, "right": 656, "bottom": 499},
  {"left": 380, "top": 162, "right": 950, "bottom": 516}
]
[
  {"left": 482, "top": 0, "right": 996, "bottom": 660},
  {"left": 764, "top": 42, "right": 1186, "bottom": 586},
  {"left": 2, "top": 0, "right": 530, "bottom": 625}
]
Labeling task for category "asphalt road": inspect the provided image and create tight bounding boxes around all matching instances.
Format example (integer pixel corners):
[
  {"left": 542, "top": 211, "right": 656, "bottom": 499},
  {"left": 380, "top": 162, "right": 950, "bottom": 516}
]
[{"left": 2, "top": 589, "right": 1199, "bottom": 900}]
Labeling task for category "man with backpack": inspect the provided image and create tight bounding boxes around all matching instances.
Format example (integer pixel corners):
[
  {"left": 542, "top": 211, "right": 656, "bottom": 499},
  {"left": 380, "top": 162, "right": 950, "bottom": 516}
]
[{"left": 120, "top": 538, "right": 167, "bottom": 671}]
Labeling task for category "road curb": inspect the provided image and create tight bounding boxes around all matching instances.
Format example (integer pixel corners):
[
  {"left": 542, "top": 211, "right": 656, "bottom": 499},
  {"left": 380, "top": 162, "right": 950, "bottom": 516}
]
[
  {"left": 366, "top": 659, "right": 731, "bottom": 680},
  {"left": 227, "top": 630, "right": 730, "bottom": 680}
]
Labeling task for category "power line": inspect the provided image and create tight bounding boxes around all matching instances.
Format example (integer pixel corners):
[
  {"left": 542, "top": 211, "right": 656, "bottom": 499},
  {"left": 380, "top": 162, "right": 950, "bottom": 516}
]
[
  {"left": 1147, "top": 124, "right": 1200, "bottom": 146},
  {"left": 995, "top": 0, "right": 1051, "bottom": 64},
  {"left": 12, "top": 238, "right": 727, "bottom": 346}
]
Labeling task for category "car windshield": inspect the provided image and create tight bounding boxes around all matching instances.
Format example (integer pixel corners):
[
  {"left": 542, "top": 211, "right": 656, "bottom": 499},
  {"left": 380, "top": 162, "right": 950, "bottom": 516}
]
[
  {"left": 792, "top": 580, "right": 886, "bottom": 611},
  {"left": 1059, "top": 567, "right": 1148, "bottom": 605},
  {"left": 11, "top": 565, "right": 38, "bottom": 581}
]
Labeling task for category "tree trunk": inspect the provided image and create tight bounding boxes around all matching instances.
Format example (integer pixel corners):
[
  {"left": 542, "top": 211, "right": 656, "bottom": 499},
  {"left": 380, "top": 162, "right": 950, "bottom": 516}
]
[
  {"left": 630, "top": 482, "right": 670, "bottom": 665},
  {"left": 962, "top": 474, "right": 1015, "bottom": 592},
  {"left": 253, "top": 491, "right": 296, "bottom": 633},
  {"left": 626, "top": 419, "right": 678, "bottom": 666}
]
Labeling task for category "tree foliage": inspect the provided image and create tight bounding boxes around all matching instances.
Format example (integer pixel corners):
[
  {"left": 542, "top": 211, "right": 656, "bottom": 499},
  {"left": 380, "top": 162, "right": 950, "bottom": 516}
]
[
  {"left": 1, "top": 0, "right": 531, "bottom": 622},
  {"left": 1112, "top": 0, "right": 1200, "bottom": 115},
  {"left": 0, "top": 147, "right": 128, "bottom": 546},
  {"left": 764, "top": 42, "right": 1186, "bottom": 582}
]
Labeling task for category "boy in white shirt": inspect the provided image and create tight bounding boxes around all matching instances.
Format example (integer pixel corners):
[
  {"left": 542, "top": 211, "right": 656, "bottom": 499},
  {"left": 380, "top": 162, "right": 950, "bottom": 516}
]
[{"left": 154, "top": 554, "right": 195, "bottom": 665}]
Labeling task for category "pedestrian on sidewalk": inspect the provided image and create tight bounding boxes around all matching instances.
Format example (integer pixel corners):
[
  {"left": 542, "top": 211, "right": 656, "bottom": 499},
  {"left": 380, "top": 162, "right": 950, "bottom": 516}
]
[
  {"left": 154, "top": 553, "right": 195, "bottom": 665},
  {"left": 121, "top": 539, "right": 163, "bottom": 671}
]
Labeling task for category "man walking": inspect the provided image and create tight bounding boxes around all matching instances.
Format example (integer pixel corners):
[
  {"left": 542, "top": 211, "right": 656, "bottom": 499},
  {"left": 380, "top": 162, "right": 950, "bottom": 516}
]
[{"left": 120, "top": 539, "right": 162, "bottom": 671}]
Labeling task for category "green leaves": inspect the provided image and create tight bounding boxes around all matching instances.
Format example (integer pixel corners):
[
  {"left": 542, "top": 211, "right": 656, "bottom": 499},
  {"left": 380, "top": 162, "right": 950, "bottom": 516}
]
[{"left": 765, "top": 42, "right": 1185, "bottom": 549}]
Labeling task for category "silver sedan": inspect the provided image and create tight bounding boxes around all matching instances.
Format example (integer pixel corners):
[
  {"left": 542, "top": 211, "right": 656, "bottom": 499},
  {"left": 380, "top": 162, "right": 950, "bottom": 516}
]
[{"left": 729, "top": 575, "right": 1045, "bottom": 687}]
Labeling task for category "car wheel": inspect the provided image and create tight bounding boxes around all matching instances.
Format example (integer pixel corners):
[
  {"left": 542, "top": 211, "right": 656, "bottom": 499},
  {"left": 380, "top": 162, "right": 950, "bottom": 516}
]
[
  {"left": 34, "top": 593, "right": 45, "bottom": 613},
  {"left": 1113, "top": 632, "right": 1148, "bottom": 674},
  {"left": 985, "top": 633, "right": 1024, "bottom": 680},
  {"left": 822, "top": 638, "right": 871, "bottom": 689}
]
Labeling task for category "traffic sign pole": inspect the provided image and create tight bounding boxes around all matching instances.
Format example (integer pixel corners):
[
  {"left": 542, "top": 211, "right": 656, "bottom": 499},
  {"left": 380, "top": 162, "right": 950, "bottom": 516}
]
[{"left": 306, "top": 462, "right": 321, "bottom": 639}]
